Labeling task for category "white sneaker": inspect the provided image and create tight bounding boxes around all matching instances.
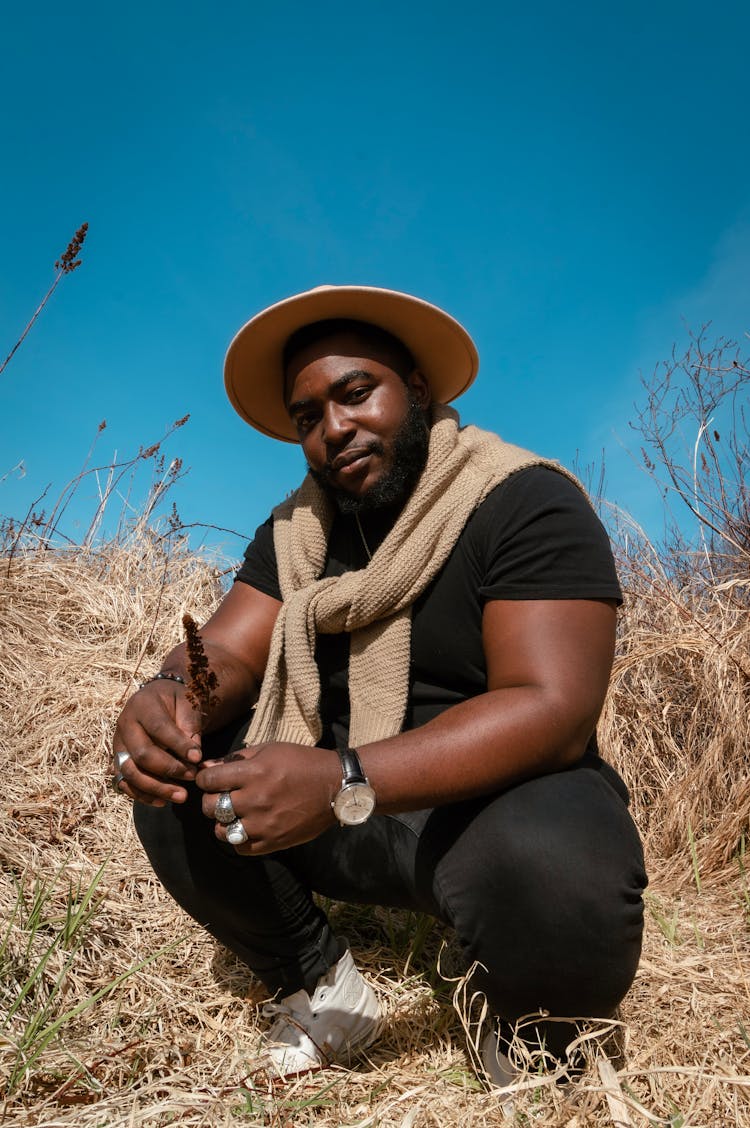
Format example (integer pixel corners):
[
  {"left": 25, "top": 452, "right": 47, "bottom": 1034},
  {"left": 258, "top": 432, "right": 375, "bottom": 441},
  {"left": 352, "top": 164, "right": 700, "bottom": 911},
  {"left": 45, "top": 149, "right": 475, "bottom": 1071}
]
[{"left": 261, "top": 948, "right": 380, "bottom": 1077}]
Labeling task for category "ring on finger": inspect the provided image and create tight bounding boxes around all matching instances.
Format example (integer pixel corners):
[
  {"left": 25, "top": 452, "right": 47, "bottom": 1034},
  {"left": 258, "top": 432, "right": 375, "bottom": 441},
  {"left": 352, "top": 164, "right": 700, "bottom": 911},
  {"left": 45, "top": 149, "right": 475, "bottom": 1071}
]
[
  {"left": 226, "top": 819, "right": 249, "bottom": 846},
  {"left": 214, "top": 791, "right": 237, "bottom": 825},
  {"left": 115, "top": 750, "right": 131, "bottom": 770},
  {"left": 112, "top": 771, "right": 125, "bottom": 792}
]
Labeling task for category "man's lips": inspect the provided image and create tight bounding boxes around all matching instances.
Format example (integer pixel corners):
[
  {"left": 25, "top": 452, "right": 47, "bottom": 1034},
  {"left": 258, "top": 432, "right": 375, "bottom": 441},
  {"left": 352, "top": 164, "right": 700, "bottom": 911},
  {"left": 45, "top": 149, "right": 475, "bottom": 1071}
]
[{"left": 329, "top": 447, "right": 377, "bottom": 474}]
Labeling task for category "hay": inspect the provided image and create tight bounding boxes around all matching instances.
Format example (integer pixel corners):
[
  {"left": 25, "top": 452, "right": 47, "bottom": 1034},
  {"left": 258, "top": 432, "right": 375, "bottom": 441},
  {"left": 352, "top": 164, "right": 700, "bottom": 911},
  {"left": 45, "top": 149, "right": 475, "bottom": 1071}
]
[
  {"left": 1, "top": 526, "right": 749, "bottom": 1127},
  {"left": 602, "top": 528, "right": 750, "bottom": 884}
]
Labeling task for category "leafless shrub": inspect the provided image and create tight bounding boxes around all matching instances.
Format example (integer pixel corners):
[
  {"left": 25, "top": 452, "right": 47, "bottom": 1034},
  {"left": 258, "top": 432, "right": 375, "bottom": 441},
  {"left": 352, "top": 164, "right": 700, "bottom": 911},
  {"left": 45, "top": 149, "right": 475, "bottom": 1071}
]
[
  {"left": 600, "top": 330, "right": 750, "bottom": 882},
  {"left": 629, "top": 326, "right": 749, "bottom": 585}
]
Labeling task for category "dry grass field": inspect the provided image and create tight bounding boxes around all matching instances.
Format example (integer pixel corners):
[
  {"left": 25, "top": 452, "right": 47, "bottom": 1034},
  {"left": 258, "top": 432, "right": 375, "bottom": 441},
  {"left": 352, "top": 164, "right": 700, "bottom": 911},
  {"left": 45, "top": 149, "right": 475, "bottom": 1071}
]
[{"left": 1, "top": 337, "right": 748, "bottom": 1126}]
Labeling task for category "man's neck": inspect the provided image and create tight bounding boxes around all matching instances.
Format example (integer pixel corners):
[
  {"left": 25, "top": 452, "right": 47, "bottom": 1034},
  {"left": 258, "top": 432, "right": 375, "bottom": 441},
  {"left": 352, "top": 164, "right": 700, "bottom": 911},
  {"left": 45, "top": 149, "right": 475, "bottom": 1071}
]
[{"left": 341, "top": 498, "right": 406, "bottom": 557}]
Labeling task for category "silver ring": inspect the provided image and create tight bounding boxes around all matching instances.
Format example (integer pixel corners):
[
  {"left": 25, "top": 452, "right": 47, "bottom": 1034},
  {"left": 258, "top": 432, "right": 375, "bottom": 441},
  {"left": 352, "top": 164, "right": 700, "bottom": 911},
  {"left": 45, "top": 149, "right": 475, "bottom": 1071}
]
[
  {"left": 214, "top": 791, "right": 237, "bottom": 825},
  {"left": 226, "top": 819, "right": 249, "bottom": 846},
  {"left": 112, "top": 771, "right": 125, "bottom": 791},
  {"left": 115, "top": 750, "right": 131, "bottom": 770}
]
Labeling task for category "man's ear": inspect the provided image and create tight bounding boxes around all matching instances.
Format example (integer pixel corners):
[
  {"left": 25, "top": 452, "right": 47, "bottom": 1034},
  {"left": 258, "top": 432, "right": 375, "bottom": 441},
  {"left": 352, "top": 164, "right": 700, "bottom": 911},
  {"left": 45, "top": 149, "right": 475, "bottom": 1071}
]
[{"left": 407, "top": 369, "right": 431, "bottom": 407}]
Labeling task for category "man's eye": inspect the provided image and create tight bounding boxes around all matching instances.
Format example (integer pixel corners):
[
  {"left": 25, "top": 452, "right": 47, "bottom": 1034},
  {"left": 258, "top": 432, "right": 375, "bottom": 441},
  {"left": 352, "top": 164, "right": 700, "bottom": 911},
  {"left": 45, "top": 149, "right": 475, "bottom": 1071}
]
[
  {"left": 347, "top": 386, "right": 369, "bottom": 402},
  {"left": 295, "top": 412, "right": 318, "bottom": 432}
]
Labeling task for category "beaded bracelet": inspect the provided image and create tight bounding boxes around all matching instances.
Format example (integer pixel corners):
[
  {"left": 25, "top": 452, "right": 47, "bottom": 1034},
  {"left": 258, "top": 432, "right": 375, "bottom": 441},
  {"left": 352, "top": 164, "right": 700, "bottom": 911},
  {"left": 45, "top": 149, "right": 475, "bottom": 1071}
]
[{"left": 137, "top": 671, "right": 186, "bottom": 690}]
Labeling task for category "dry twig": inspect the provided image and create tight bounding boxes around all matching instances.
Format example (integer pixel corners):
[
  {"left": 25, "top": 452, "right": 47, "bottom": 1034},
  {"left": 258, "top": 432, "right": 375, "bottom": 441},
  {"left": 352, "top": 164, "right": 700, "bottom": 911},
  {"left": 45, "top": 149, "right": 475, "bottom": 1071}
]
[{"left": 1, "top": 223, "right": 89, "bottom": 377}]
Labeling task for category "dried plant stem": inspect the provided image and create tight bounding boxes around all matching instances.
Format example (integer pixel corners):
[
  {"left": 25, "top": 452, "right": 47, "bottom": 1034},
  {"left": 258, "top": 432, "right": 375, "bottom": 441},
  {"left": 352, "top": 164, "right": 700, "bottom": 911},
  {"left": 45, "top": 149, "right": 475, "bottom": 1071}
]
[
  {"left": 0, "top": 223, "right": 88, "bottom": 378},
  {"left": 1, "top": 272, "right": 63, "bottom": 376}
]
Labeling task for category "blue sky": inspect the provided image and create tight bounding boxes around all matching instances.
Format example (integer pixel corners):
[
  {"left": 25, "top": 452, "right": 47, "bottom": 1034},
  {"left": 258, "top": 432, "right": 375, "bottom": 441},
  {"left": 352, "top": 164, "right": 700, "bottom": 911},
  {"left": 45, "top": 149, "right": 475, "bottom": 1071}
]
[{"left": 1, "top": 0, "right": 748, "bottom": 562}]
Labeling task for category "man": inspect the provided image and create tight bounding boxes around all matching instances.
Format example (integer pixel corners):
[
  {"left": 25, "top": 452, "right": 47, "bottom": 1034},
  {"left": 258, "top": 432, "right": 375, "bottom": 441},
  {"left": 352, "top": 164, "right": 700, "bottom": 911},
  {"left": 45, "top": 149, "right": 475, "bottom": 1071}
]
[{"left": 113, "top": 285, "right": 646, "bottom": 1085}]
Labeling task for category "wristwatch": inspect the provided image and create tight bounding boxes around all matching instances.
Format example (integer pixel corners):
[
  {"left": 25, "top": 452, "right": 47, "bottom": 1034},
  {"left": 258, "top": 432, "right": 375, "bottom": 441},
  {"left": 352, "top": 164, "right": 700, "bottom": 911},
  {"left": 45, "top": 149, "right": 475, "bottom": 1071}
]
[{"left": 332, "top": 748, "right": 376, "bottom": 826}]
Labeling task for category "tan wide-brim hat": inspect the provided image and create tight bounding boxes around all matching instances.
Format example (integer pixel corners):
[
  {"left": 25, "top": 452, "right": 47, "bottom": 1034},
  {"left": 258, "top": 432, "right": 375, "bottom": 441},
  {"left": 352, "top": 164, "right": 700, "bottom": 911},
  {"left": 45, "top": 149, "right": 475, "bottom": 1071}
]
[{"left": 224, "top": 284, "right": 479, "bottom": 442}]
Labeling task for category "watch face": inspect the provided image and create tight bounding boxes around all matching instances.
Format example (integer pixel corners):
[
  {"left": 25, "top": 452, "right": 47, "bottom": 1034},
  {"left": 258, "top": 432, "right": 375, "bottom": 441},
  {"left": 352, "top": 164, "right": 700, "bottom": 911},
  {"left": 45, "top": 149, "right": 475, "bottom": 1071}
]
[{"left": 333, "top": 782, "right": 376, "bottom": 826}]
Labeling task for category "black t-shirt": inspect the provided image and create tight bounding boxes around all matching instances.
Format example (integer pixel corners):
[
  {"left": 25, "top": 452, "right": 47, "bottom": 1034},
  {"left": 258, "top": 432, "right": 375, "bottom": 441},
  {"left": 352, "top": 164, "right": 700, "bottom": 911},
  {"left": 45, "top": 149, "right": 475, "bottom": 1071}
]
[{"left": 236, "top": 466, "right": 622, "bottom": 752}]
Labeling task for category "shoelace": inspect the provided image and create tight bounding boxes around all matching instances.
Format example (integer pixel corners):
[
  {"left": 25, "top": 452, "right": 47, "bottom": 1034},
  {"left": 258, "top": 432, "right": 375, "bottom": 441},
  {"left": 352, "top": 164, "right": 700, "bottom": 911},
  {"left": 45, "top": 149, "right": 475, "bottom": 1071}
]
[
  {"left": 261, "top": 1000, "right": 301, "bottom": 1031},
  {"left": 262, "top": 983, "right": 329, "bottom": 1024},
  {"left": 261, "top": 1002, "right": 332, "bottom": 1065}
]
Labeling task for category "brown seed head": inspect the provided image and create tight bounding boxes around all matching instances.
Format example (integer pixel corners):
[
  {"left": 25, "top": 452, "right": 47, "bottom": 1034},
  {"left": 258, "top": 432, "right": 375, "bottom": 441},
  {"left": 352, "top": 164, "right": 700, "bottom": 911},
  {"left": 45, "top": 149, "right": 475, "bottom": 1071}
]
[
  {"left": 182, "top": 613, "right": 219, "bottom": 718},
  {"left": 54, "top": 222, "right": 89, "bottom": 274}
]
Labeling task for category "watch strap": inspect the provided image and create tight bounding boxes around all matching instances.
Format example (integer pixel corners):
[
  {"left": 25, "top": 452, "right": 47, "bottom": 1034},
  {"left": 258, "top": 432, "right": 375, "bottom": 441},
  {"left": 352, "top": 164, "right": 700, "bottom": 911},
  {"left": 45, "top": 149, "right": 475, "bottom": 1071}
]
[{"left": 338, "top": 747, "right": 368, "bottom": 785}]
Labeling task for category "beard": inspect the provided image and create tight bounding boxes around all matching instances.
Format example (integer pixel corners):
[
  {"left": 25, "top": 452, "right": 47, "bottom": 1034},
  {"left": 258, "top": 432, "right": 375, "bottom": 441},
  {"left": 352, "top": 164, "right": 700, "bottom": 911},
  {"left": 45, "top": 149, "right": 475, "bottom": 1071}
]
[{"left": 309, "top": 399, "right": 430, "bottom": 514}]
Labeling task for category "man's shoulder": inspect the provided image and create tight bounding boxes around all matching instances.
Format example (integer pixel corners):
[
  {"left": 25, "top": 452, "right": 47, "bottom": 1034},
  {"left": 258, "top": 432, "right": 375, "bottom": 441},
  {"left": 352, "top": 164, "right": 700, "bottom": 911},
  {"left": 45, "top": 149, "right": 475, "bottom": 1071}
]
[
  {"left": 235, "top": 515, "right": 281, "bottom": 599},
  {"left": 457, "top": 464, "right": 621, "bottom": 604},
  {"left": 467, "top": 463, "right": 592, "bottom": 534}
]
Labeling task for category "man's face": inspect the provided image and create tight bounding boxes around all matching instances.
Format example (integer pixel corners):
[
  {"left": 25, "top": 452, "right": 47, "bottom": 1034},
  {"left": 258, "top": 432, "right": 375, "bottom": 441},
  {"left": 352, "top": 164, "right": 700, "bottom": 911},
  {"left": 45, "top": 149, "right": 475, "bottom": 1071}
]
[{"left": 284, "top": 331, "right": 431, "bottom": 513}]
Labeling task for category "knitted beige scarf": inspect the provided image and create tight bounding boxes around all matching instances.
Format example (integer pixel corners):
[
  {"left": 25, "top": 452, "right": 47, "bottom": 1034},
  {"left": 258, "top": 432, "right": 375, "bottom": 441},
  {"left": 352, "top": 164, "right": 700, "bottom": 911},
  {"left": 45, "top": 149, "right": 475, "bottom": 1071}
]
[{"left": 243, "top": 405, "right": 577, "bottom": 749}]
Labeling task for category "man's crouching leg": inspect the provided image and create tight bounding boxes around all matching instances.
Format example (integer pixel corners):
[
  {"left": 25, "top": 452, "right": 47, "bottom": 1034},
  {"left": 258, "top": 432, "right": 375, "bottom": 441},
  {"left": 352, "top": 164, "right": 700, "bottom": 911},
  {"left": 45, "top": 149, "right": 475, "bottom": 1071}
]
[
  {"left": 133, "top": 786, "right": 340, "bottom": 996},
  {"left": 132, "top": 726, "right": 378, "bottom": 1076},
  {"left": 417, "top": 755, "right": 647, "bottom": 1073}
]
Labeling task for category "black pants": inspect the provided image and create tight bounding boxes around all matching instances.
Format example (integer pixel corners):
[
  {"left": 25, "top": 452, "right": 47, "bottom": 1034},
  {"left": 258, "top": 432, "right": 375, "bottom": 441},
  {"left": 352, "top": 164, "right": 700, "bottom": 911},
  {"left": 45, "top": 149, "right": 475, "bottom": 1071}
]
[{"left": 134, "top": 735, "right": 647, "bottom": 1059}]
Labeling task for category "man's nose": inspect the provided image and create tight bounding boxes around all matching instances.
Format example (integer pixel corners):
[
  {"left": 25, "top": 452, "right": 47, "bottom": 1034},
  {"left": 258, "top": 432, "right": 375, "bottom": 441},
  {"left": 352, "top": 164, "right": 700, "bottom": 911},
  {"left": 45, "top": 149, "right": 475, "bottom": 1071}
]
[{"left": 322, "top": 402, "right": 355, "bottom": 445}]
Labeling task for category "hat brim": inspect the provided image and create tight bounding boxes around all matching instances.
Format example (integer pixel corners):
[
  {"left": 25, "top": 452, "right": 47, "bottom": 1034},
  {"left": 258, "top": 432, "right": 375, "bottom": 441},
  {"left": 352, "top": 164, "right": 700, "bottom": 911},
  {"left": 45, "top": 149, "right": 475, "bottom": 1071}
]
[{"left": 224, "top": 284, "right": 479, "bottom": 442}]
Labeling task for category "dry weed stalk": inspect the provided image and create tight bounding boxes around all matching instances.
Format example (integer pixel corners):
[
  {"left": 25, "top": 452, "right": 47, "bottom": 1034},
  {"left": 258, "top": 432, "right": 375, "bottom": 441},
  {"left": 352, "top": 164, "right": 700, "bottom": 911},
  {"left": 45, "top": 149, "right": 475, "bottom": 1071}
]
[
  {"left": 2, "top": 416, "right": 191, "bottom": 575},
  {"left": 1, "top": 223, "right": 89, "bottom": 377}
]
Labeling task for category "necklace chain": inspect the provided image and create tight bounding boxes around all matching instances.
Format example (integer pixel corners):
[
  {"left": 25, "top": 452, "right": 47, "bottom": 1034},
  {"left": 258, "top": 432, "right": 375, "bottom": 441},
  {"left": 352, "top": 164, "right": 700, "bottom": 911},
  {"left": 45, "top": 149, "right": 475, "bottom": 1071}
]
[{"left": 354, "top": 512, "right": 373, "bottom": 561}]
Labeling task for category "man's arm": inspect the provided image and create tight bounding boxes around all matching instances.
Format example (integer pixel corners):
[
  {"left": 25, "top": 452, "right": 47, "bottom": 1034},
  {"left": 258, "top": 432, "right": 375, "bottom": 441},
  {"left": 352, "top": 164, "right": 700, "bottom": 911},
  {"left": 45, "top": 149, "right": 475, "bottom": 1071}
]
[
  {"left": 197, "top": 596, "right": 617, "bottom": 852},
  {"left": 362, "top": 596, "right": 617, "bottom": 809},
  {"left": 113, "top": 582, "right": 281, "bottom": 806}
]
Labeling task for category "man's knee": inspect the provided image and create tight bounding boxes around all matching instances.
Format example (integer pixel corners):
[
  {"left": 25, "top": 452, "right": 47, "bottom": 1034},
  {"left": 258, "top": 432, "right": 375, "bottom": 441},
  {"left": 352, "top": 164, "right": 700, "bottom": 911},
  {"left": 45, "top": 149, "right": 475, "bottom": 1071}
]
[
  {"left": 423, "top": 767, "right": 646, "bottom": 1018},
  {"left": 133, "top": 787, "right": 226, "bottom": 905}
]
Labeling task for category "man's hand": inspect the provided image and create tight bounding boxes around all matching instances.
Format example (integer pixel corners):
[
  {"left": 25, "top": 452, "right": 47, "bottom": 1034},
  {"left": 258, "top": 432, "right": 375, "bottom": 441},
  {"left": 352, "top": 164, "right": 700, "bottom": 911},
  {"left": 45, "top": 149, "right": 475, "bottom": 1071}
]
[
  {"left": 111, "top": 585, "right": 281, "bottom": 807},
  {"left": 113, "top": 680, "right": 204, "bottom": 806},
  {"left": 197, "top": 743, "right": 340, "bottom": 854}
]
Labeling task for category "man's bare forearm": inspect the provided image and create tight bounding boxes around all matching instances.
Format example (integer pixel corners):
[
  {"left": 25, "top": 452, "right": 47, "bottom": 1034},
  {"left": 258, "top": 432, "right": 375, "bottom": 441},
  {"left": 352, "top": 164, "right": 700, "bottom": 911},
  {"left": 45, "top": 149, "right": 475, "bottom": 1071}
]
[{"left": 358, "top": 683, "right": 590, "bottom": 813}]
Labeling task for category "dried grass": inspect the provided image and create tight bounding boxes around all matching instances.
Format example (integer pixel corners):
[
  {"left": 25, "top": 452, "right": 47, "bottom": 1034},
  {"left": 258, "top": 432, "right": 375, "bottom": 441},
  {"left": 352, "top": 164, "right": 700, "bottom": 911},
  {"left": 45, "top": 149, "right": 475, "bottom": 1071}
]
[
  {"left": 602, "top": 523, "right": 750, "bottom": 887},
  {"left": 1, "top": 520, "right": 748, "bottom": 1127}
]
